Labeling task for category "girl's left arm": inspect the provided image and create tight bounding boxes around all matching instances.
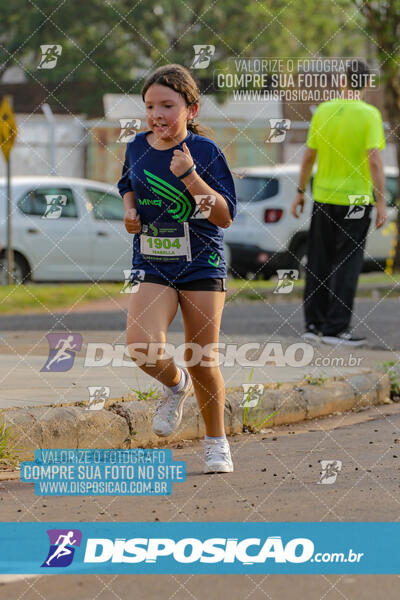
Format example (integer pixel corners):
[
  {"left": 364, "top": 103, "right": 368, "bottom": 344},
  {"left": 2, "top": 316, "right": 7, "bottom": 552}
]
[{"left": 170, "top": 142, "right": 236, "bottom": 228}]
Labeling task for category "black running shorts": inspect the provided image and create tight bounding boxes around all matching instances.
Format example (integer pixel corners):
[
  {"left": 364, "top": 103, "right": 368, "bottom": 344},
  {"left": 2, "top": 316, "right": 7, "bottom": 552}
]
[{"left": 135, "top": 274, "right": 227, "bottom": 292}]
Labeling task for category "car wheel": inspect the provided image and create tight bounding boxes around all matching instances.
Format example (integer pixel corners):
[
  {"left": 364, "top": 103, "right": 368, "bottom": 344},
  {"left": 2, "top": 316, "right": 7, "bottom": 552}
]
[{"left": 0, "top": 254, "right": 30, "bottom": 285}]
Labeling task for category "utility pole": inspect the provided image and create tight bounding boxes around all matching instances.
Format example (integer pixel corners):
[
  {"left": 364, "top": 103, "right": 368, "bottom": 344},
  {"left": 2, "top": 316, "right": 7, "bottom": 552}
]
[{"left": 0, "top": 95, "right": 18, "bottom": 285}]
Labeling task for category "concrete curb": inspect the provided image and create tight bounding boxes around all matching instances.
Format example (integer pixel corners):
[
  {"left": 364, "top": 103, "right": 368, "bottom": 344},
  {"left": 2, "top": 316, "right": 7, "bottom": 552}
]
[{"left": 0, "top": 370, "right": 390, "bottom": 461}]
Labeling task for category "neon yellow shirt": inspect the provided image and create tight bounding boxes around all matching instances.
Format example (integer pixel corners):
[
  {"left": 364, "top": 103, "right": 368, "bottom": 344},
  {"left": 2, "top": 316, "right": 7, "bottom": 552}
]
[{"left": 307, "top": 99, "right": 385, "bottom": 205}]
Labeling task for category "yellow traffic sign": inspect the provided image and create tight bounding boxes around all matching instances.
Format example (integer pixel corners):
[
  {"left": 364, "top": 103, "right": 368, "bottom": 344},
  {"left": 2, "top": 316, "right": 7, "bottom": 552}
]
[{"left": 0, "top": 96, "right": 17, "bottom": 162}]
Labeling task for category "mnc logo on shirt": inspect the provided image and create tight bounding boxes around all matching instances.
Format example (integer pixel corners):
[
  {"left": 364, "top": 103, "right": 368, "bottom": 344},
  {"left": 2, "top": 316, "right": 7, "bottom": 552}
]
[
  {"left": 143, "top": 169, "right": 193, "bottom": 222},
  {"left": 138, "top": 198, "right": 162, "bottom": 207}
]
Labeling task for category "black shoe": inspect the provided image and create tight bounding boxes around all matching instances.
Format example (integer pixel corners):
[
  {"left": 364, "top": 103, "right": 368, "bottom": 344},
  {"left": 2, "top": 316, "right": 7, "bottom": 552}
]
[
  {"left": 302, "top": 324, "right": 323, "bottom": 341},
  {"left": 321, "top": 330, "right": 367, "bottom": 347}
]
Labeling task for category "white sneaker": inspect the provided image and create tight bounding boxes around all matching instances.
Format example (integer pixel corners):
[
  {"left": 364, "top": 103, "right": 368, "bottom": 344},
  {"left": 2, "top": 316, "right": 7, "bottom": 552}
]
[
  {"left": 203, "top": 438, "right": 234, "bottom": 473},
  {"left": 152, "top": 368, "right": 193, "bottom": 437},
  {"left": 321, "top": 330, "right": 367, "bottom": 347}
]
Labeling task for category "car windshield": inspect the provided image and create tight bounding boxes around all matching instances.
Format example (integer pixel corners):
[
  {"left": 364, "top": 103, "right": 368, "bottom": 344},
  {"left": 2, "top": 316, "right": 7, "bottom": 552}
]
[
  {"left": 85, "top": 189, "right": 125, "bottom": 220},
  {"left": 234, "top": 176, "right": 279, "bottom": 203}
]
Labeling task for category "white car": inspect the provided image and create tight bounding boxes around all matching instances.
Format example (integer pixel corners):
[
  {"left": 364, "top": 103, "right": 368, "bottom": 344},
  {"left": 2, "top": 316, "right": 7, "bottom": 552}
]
[
  {"left": 0, "top": 176, "right": 232, "bottom": 284},
  {"left": 225, "top": 165, "right": 398, "bottom": 279},
  {"left": 0, "top": 176, "right": 131, "bottom": 283}
]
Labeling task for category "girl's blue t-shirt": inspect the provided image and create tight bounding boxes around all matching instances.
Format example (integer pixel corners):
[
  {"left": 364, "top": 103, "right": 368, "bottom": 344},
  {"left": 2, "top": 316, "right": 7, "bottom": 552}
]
[{"left": 117, "top": 129, "right": 236, "bottom": 283}]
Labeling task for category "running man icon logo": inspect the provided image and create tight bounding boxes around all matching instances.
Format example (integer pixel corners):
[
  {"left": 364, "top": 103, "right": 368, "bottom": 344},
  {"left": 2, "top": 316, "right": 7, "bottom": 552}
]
[
  {"left": 42, "top": 195, "right": 67, "bottom": 219},
  {"left": 117, "top": 118, "right": 141, "bottom": 143},
  {"left": 265, "top": 119, "right": 291, "bottom": 143},
  {"left": 317, "top": 460, "right": 342, "bottom": 484},
  {"left": 37, "top": 45, "right": 62, "bottom": 69},
  {"left": 121, "top": 269, "right": 145, "bottom": 294},
  {"left": 273, "top": 269, "right": 299, "bottom": 294},
  {"left": 41, "top": 333, "right": 82, "bottom": 372},
  {"left": 240, "top": 383, "right": 264, "bottom": 408},
  {"left": 192, "top": 195, "right": 216, "bottom": 219},
  {"left": 345, "top": 195, "right": 370, "bottom": 219},
  {"left": 41, "top": 529, "right": 82, "bottom": 568},
  {"left": 86, "top": 386, "right": 110, "bottom": 411},
  {"left": 190, "top": 45, "right": 215, "bottom": 69}
]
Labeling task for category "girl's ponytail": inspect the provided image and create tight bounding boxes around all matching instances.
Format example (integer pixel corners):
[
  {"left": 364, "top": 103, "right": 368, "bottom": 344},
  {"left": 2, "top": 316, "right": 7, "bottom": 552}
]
[{"left": 187, "top": 115, "right": 214, "bottom": 139}]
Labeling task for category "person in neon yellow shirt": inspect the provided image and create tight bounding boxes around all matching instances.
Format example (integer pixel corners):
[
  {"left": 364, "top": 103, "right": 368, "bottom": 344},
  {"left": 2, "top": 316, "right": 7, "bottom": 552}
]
[{"left": 291, "top": 60, "right": 387, "bottom": 346}]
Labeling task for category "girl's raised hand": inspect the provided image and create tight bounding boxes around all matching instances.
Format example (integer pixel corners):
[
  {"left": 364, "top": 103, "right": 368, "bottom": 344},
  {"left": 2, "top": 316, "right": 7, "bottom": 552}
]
[{"left": 170, "top": 142, "right": 194, "bottom": 178}]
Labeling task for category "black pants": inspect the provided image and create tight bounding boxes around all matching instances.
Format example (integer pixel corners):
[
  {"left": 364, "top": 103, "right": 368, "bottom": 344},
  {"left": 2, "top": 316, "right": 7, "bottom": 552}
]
[{"left": 304, "top": 201, "right": 371, "bottom": 336}]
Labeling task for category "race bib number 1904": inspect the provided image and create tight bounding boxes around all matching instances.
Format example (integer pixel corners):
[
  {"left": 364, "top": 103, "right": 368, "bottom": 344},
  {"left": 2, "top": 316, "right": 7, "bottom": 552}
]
[{"left": 140, "top": 222, "right": 192, "bottom": 262}]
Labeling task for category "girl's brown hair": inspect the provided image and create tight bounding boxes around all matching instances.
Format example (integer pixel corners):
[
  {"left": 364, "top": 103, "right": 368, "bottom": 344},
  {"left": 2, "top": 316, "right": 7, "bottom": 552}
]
[{"left": 141, "top": 64, "right": 214, "bottom": 140}]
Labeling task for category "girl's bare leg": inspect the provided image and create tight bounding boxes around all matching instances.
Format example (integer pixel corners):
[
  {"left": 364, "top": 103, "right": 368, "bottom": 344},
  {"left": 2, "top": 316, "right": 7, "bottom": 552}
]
[
  {"left": 126, "top": 282, "right": 181, "bottom": 387},
  {"left": 178, "top": 289, "right": 226, "bottom": 437}
]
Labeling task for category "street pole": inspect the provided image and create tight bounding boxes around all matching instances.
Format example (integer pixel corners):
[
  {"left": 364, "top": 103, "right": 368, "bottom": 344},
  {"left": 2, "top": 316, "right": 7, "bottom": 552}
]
[
  {"left": 0, "top": 94, "right": 17, "bottom": 286},
  {"left": 6, "top": 153, "right": 13, "bottom": 285},
  {"left": 42, "top": 103, "right": 56, "bottom": 176}
]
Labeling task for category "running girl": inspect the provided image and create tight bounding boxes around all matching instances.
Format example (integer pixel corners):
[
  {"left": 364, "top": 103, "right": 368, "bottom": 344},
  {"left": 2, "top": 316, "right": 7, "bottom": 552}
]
[{"left": 118, "top": 64, "right": 236, "bottom": 473}]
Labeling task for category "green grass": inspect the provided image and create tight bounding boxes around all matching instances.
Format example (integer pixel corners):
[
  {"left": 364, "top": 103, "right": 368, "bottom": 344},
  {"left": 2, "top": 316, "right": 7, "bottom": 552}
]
[
  {"left": 132, "top": 386, "right": 159, "bottom": 402},
  {"left": 227, "top": 272, "right": 400, "bottom": 302},
  {"left": 0, "top": 283, "right": 122, "bottom": 314},
  {"left": 0, "top": 414, "right": 19, "bottom": 468},
  {"left": 228, "top": 272, "right": 400, "bottom": 289},
  {"left": 357, "top": 273, "right": 400, "bottom": 285},
  {"left": 0, "top": 272, "right": 399, "bottom": 314},
  {"left": 303, "top": 374, "right": 328, "bottom": 386},
  {"left": 242, "top": 366, "right": 255, "bottom": 426},
  {"left": 382, "top": 361, "right": 400, "bottom": 399},
  {"left": 228, "top": 277, "right": 303, "bottom": 290},
  {"left": 242, "top": 366, "right": 280, "bottom": 431}
]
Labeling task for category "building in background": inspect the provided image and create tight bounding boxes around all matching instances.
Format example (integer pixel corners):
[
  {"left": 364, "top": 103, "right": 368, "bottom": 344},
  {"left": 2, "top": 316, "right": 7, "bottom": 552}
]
[{"left": 0, "top": 79, "right": 395, "bottom": 184}]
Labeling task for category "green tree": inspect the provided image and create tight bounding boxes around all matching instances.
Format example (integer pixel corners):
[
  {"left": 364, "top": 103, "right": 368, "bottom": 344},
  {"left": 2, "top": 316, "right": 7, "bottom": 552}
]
[
  {"left": 351, "top": 0, "right": 400, "bottom": 271},
  {"left": 0, "top": 0, "right": 365, "bottom": 91},
  {"left": 0, "top": 1, "right": 135, "bottom": 92},
  {"left": 115, "top": 0, "right": 365, "bottom": 90}
]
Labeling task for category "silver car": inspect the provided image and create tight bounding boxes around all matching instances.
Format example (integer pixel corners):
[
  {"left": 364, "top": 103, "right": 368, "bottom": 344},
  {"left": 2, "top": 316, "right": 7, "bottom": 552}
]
[{"left": 0, "top": 176, "right": 131, "bottom": 283}]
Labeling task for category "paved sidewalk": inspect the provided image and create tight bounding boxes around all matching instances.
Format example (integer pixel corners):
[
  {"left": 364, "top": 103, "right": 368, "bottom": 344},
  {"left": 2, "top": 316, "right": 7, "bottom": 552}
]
[{"left": 0, "top": 330, "right": 392, "bottom": 409}]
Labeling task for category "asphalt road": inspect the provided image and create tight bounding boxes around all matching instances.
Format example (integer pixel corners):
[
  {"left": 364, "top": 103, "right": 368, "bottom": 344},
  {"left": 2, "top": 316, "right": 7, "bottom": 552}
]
[
  {"left": 1, "top": 404, "right": 400, "bottom": 597},
  {"left": 1, "top": 298, "right": 399, "bottom": 351}
]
